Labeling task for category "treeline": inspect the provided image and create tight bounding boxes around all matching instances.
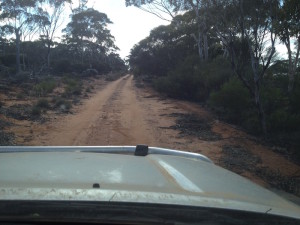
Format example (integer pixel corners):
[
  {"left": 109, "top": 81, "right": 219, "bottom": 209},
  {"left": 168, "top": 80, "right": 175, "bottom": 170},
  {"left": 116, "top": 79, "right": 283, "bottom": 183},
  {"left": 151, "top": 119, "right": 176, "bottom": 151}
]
[
  {"left": 128, "top": 0, "right": 300, "bottom": 156},
  {"left": 0, "top": 0, "right": 127, "bottom": 80}
]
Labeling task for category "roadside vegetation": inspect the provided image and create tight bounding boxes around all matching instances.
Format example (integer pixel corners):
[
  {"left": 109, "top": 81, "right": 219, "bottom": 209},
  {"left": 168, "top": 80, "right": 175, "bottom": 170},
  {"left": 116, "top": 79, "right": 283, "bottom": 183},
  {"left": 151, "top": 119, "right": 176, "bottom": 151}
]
[
  {"left": 0, "top": 0, "right": 127, "bottom": 145},
  {"left": 128, "top": 0, "right": 300, "bottom": 160}
]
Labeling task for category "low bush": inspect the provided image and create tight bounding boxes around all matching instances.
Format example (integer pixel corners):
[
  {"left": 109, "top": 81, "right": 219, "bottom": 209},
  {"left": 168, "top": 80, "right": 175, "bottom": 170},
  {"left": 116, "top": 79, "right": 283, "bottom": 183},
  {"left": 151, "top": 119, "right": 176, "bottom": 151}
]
[
  {"left": 31, "top": 105, "right": 42, "bottom": 117},
  {"left": 153, "top": 56, "right": 233, "bottom": 101},
  {"left": 62, "top": 76, "right": 82, "bottom": 96},
  {"left": 52, "top": 97, "right": 72, "bottom": 113},
  {"left": 36, "top": 98, "right": 50, "bottom": 109},
  {"left": 0, "top": 131, "right": 14, "bottom": 146},
  {"left": 209, "top": 78, "right": 252, "bottom": 123},
  {"left": 86, "top": 87, "right": 92, "bottom": 93},
  {"left": 53, "top": 59, "right": 72, "bottom": 73},
  {"left": 34, "top": 79, "right": 56, "bottom": 96},
  {"left": 72, "top": 63, "right": 90, "bottom": 73},
  {"left": 0, "top": 54, "right": 16, "bottom": 67},
  {"left": 10, "top": 72, "right": 31, "bottom": 84},
  {"left": 16, "top": 93, "right": 24, "bottom": 99}
]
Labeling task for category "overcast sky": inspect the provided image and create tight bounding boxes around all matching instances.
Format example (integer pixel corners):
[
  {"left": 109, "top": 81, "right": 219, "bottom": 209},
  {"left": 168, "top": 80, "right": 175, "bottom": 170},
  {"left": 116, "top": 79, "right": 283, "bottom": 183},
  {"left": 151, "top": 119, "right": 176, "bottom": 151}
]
[{"left": 86, "top": 0, "right": 170, "bottom": 59}]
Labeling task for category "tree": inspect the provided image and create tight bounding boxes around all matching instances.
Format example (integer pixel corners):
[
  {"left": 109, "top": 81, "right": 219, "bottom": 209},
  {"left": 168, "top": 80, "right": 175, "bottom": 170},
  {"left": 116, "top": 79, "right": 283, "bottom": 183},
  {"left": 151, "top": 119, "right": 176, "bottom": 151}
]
[
  {"left": 125, "top": 0, "right": 178, "bottom": 21},
  {"left": 71, "top": 0, "right": 88, "bottom": 13},
  {"left": 129, "top": 15, "right": 197, "bottom": 76},
  {"left": 183, "top": 0, "right": 212, "bottom": 61},
  {"left": 214, "top": 0, "right": 279, "bottom": 136},
  {"left": 63, "top": 8, "right": 119, "bottom": 68},
  {"left": 275, "top": 0, "right": 300, "bottom": 93},
  {"left": 38, "top": 0, "right": 72, "bottom": 69},
  {"left": 0, "top": 0, "right": 42, "bottom": 74},
  {"left": 127, "top": 0, "right": 215, "bottom": 61}
]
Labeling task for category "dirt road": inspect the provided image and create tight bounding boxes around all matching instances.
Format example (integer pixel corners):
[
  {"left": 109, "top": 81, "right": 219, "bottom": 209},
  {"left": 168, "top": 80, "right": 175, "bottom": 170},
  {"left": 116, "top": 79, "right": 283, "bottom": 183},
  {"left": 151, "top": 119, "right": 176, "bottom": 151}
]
[
  {"left": 27, "top": 75, "right": 216, "bottom": 150},
  {"left": 28, "top": 74, "right": 187, "bottom": 146},
  {"left": 17, "top": 74, "right": 300, "bottom": 196}
]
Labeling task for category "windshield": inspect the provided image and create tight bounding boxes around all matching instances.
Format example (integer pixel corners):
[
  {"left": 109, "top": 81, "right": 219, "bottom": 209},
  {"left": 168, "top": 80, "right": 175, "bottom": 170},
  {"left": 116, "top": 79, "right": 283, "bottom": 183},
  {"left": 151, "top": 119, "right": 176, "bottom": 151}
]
[{"left": 0, "top": 0, "right": 300, "bottom": 223}]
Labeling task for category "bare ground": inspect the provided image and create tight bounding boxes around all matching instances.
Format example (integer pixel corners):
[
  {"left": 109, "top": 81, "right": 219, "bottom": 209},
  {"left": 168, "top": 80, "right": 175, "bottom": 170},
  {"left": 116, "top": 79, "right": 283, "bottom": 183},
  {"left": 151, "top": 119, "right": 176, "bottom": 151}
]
[{"left": 2, "top": 74, "right": 300, "bottom": 198}]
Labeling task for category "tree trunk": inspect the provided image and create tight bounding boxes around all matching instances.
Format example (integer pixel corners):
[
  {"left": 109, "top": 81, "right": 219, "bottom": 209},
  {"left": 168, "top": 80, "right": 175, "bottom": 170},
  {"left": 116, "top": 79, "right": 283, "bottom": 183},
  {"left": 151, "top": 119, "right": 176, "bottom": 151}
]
[
  {"left": 249, "top": 40, "right": 268, "bottom": 137},
  {"left": 254, "top": 81, "right": 267, "bottom": 136},
  {"left": 288, "top": 68, "right": 295, "bottom": 93},
  {"left": 47, "top": 41, "right": 51, "bottom": 69},
  {"left": 22, "top": 53, "right": 26, "bottom": 71},
  {"left": 287, "top": 38, "right": 300, "bottom": 93},
  {"left": 197, "top": 32, "right": 203, "bottom": 61},
  {"left": 15, "top": 29, "right": 21, "bottom": 74},
  {"left": 203, "top": 32, "right": 208, "bottom": 61},
  {"left": 286, "top": 40, "right": 294, "bottom": 93}
]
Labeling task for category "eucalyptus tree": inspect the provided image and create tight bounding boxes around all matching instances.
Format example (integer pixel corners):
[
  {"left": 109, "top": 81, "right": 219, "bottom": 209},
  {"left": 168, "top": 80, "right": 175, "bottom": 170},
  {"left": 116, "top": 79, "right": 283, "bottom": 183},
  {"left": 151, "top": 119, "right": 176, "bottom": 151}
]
[
  {"left": 126, "top": 0, "right": 213, "bottom": 61},
  {"left": 129, "top": 14, "right": 198, "bottom": 76},
  {"left": 275, "top": 0, "right": 300, "bottom": 93},
  {"left": 37, "top": 0, "right": 72, "bottom": 69},
  {"left": 213, "top": 0, "right": 279, "bottom": 136},
  {"left": 71, "top": 0, "right": 88, "bottom": 13},
  {"left": 125, "top": 0, "right": 179, "bottom": 21},
  {"left": 0, "top": 0, "right": 43, "bottom": 74},
  {"left": 63, "top": 8, "right": 118, "bottom": 66}
]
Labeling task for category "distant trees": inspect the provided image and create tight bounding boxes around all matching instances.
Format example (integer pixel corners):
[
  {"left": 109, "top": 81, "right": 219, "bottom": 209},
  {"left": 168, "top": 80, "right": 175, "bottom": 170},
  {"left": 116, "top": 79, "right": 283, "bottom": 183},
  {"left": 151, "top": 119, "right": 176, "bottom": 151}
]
[
  {"left": 0, "top": 0, "right": 126, "bottom": 76},
  {"left": 126, "top": 0, "right": 212, "bottom": 61},
  {"left": 275, "top": 0, "right": 300, "bottom": 93},
  {"left": 0, "top": 0, "right": 42, "bottom": 73},
  {"left": 129, "top": 16, "right": 197, "bottom": 76}
]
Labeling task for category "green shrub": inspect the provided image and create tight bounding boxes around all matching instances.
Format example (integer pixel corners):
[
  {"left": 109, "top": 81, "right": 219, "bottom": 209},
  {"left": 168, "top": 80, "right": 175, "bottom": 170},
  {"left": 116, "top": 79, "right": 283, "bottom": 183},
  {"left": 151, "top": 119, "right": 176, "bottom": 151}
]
[
  {"left": 16, "top": 93, "right": 24, "bottom": 99},
  {"left": 53, "top": 59, "right": 72, "bottom": 73},
  {"left": 52, "top": 97, "right": 72, "bottom": 112},
  {"left": 36, "top": 98, "right": 50, "bottom": 109},
  {"left": 86, "top": 87, "right": 92, "bottom": 93},
  {"left": 268, "top": 110, "right": 300, "bottom": 133},
  {"left": 153, "top": 56, "right": 233, "bottom": 101},
  {"left": 241, "top": 112, "right": 261, "bottom": 134},
  {"left": 62, "top": 76, "right": 82, "bottom": 96},
  {"left": 0, "top": 54, "right": 16, "bottom": 67},
  {"left": 209, "top": 78, "right": 252, "bottom": 123},
  {"left": 10, "top": 72, "right": 30, "bottom": 83},
  {"left": 72, "top": 63, "right": 89, "bottom": 73},
  {"left": 31, "top": 106, "right": 42, "bottom": 116},
  {"left": 262, "top": 87, "right": 288, "bottom": 115},
  {"left": 64, "top": 84, "right": 82, "bottom": 96},
  {"left": 289, "top": 87, "right": 300, "bottom": 113},
  {"left": 34, "top": 79, "right": 56, "bottom": 96}
]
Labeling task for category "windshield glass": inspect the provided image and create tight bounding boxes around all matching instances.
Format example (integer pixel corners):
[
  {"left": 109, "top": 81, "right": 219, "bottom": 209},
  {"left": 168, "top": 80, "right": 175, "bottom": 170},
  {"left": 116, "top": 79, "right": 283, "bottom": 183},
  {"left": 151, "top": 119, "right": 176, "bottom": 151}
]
[{"left": 0, "top": 0, "right": 300, "bottom": 223}]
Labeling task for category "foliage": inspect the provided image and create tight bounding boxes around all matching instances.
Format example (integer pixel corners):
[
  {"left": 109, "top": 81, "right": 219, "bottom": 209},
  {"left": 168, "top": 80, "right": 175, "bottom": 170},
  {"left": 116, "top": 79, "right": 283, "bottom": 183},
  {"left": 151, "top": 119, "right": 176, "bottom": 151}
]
[
  {"left": 62, "top": 76, "right": 82, "bottom": 96},
  {"left": 154, "top": 56, "right": 233, "bottom": 101},
  {"left": 31, "top": 105, "right": 42, "bottom": 117},
  {"left": 52, "top": 59, "right": 72, "bottom": 73},
  {"left": 63, "top": 8, "right": 119, "bottom": 67},
  {"left": 52, "top": 97, "right": 72, "bottom": 112},
  {"left": 129, "top": 17, "right": 199, "bottom": 76},
  {"left": 209, "top": 78, "right": 253, "bottom": 124},
  {"left": 0, "top": 0, "right": 43, "bottom": 73},
  {"left": 34, "top": 79, "right": 56, "bottom": 96},
  {"left": 275, "top": 0, "right": 300, "bottom": 92},
  {"left": 36, "top": 98, "right": 50, "bottom": 109},
  {"left": 0, "top": 2, "right": 125, "bottom": 76},
  {"left": 0, "top": 54, "right": 17, "bottom": 67}
]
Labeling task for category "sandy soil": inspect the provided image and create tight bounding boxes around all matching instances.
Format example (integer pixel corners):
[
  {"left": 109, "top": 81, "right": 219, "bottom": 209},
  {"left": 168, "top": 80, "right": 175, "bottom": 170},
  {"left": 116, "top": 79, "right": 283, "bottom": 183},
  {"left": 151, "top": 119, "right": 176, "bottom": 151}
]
[{"left": 4, "top": 74, "right": 300, "bottom": 197}]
